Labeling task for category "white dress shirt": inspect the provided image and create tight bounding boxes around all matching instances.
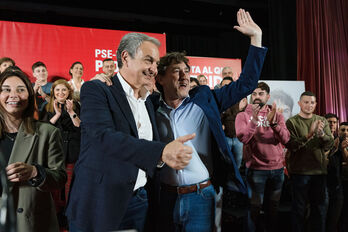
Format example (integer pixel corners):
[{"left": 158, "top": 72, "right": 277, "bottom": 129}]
[{"left": 117, "top": 73, "right": 153, "bottom": 190}]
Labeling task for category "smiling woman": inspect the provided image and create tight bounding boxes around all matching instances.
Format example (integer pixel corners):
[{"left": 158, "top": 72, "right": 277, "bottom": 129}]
[
  {"left": 0, "top": 67, "right": 67, "bottom": 232},
  {"left": 39, "top": 78, "right": 81, "bottom": 229},
  {"left": 41, "top": 78, "right": 81, "bottom": 164},
  {"left": 0, "top": 74, "right": 29, "bottom": 118},
  {"left": 0, "top": 67, "right": 36, "bottom": 137},
  {"left": 68, "top": 61, "right": 85, "bottom": 102}
]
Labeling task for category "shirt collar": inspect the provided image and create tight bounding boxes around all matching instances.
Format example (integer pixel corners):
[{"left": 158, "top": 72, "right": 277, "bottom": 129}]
[
  {"left": 117, "top": 72, "right": 150, "bottom": 100},
  {"left": 159, "top": 93, "right": 191, "bottom": 111}
]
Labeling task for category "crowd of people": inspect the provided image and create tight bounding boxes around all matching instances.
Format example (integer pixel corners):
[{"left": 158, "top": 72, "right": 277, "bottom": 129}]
[{"left": 0, "top": 8, "right": 346, "bottom": 232}]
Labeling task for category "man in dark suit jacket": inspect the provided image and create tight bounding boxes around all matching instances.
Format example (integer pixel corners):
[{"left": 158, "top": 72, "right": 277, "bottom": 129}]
[
  {"left": 66, "top": 33, "right": 195, "bottom": 232},
  {"left": 153, "top": 9, "right": 267, "bottom": 231}
]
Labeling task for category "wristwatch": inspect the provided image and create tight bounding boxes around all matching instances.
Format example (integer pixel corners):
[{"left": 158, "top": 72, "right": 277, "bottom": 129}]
[
  {"left": 270, "top": 122, "right": 278, "bottom": 128},
  {"left": 72, "top": 113, "right": 77, "bottom": 118},
  {"left": 316, "top": 130, "right": 325, "bottom": 137},
  {"left": 157, "top": 160, "right": 165, "bottom": 168}
]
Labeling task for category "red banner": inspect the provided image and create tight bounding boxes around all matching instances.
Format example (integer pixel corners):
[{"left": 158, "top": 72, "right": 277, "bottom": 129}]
[
  {"left": 188, "top": 56, "right": 241, "bottom": 88},
  {"left": 0, "top": 21, "right": 166, "bottom": 82}
]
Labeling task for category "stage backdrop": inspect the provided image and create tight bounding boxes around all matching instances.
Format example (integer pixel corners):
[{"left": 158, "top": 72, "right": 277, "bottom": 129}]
[
  {"left": 188, "top": 56, "right": 241, "bottom": 88},
  {"left": 0, "top": 21, "right": 166, "bottom": 82}
]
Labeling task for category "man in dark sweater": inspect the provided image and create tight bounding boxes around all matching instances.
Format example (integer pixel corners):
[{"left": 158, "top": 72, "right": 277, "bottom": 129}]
[{"left": 285, "top": 91, "right": 334, "bottom": 232}]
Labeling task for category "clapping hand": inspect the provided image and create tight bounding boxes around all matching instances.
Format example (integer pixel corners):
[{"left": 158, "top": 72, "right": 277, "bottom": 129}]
[
  {"left": 267, "top": 102, "right": 283, "bottom": 125},
  {"left": 308, "top": 120, "right": 319, "bottom": 138},
  {"left": 53, "top": 99, "right": 62, "bottom": 115},
  {"left": 267, "top": 102, "right": 277, "bottom": 124},
  {"left": 33, "top": 81, "right": 41, "bottom": 93},
  {"left": 316, "top": 120, "right": 325, "bottom": 137},
  {"left": 308, "top": 120, "right": 325, "bottom": 138},
  {"left": 341, "top": 137, "right": 348, "bottom": 150},
  {"left": 66, "top": 99, "right": 74, "bottom": 114},
  {"left": 251, "top": 104, "right": 261, "bottom": 124}
]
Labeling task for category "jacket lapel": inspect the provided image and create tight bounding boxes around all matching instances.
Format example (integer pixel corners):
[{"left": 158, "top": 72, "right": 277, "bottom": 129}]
[
  {"left": 109, "top": 76, "right": 138, "bottom": 138},
  {"left": 8, "top": 123, "right": 37, "bottom": 165},
  {"left": 145, "top": 98, "right": 160, "bottom": 141}
]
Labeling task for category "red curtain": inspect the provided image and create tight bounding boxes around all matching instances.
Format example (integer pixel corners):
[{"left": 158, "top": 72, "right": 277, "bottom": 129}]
[{"left": 297, "top": 0, "right": 348, "bottom": 121}]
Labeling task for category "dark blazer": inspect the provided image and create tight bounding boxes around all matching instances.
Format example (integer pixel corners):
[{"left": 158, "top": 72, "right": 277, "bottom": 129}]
[
  {"left": 66, "top": 76, "right": 166, "bottom": 232},
  {"left": 153, "top": 45, "right": 267, "bottom": 194},
  {"left": 0, "top": 122, "right": 67, "bottom": 232}
]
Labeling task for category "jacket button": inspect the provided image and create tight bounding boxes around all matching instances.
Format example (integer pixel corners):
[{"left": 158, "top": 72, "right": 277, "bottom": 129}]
[{"left": 17, "top": 208, "right": 23, "bottom": 213}]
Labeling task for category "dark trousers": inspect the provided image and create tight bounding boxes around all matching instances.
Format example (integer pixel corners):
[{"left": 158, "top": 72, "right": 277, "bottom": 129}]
[
  {"left": 290, "top": 174, "right": 327, "bottom": 232},
  {"left": 340, "top": 180, "right": 348, "bottom": 232},
  {"left": 326, "top": 185, "right": 344, "bottom": 232},
  {"left": 69, "top": 187, "right": 148, "bottom": 232},
  {"left": 118, "top": 187, "right": 148, "bottom": 232}
]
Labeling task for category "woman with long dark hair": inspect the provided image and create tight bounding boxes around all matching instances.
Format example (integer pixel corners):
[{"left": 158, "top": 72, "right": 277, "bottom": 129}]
[
  {"left": 0, "top": 67, "right": 66, "bottom": 232},
  {"left": 68, "top": 62, "right": 84, "bottom": 102}
]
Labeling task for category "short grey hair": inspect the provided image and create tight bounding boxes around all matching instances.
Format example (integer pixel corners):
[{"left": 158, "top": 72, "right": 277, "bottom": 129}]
[{"left": 116, "top": 32, "right": 161, "bottom": 69}]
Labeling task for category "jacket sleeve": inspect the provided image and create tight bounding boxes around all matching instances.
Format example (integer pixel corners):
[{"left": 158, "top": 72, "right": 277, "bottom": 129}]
[
  {"left": 235, "top": 111, "right": 257, "bottom": 144},
  {"left": 272, "top": 112, "right": 290, "bottom": 145},
  {"left": 212, "top": 45, "right": 267, "bottom": 112},
  {"left": 320, "top": 119, "right": 334, "bottom": 151},
  {"left": 37, "top": 127, "right": 67, "bottom": 192}
]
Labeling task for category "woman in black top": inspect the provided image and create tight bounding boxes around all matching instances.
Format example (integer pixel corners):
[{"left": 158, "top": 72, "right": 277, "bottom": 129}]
[
  {"left": 40, "top": 78, "right": 81, "bottom": 229},
  {"left": 41, "top": 79, "right": 81, "bottom": 164}
]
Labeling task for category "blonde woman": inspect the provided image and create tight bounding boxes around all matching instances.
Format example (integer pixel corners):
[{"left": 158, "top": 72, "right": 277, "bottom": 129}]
[{"left": 40, "top": 79, "right": 81, "bottom": 229}]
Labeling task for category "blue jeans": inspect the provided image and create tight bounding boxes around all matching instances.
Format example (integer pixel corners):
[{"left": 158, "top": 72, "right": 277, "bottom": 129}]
[
  {"left": 246, "top": 168, "right": 284, "bottom": 232},
  {"left": 226, "top": 136, "right": 243, "bottom": 169},
  {"left": 157, "top": 184, "right": 216, "bottom": 232},
  {"left": 69, "top": 187, "right": 148, "bottom": 232},
  {"left": 290, "top": 174, "right": 327, "bottom": 232}
]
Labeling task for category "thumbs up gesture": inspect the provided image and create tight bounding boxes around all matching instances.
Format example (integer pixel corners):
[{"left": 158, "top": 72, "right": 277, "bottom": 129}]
[{"left": 161, "top": 133, "right": 196, "bottom": 170}]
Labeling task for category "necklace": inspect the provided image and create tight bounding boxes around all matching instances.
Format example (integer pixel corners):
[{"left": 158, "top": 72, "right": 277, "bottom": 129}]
[{"left": 4, "top": 132, "right": 17, "bottom": 142}]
